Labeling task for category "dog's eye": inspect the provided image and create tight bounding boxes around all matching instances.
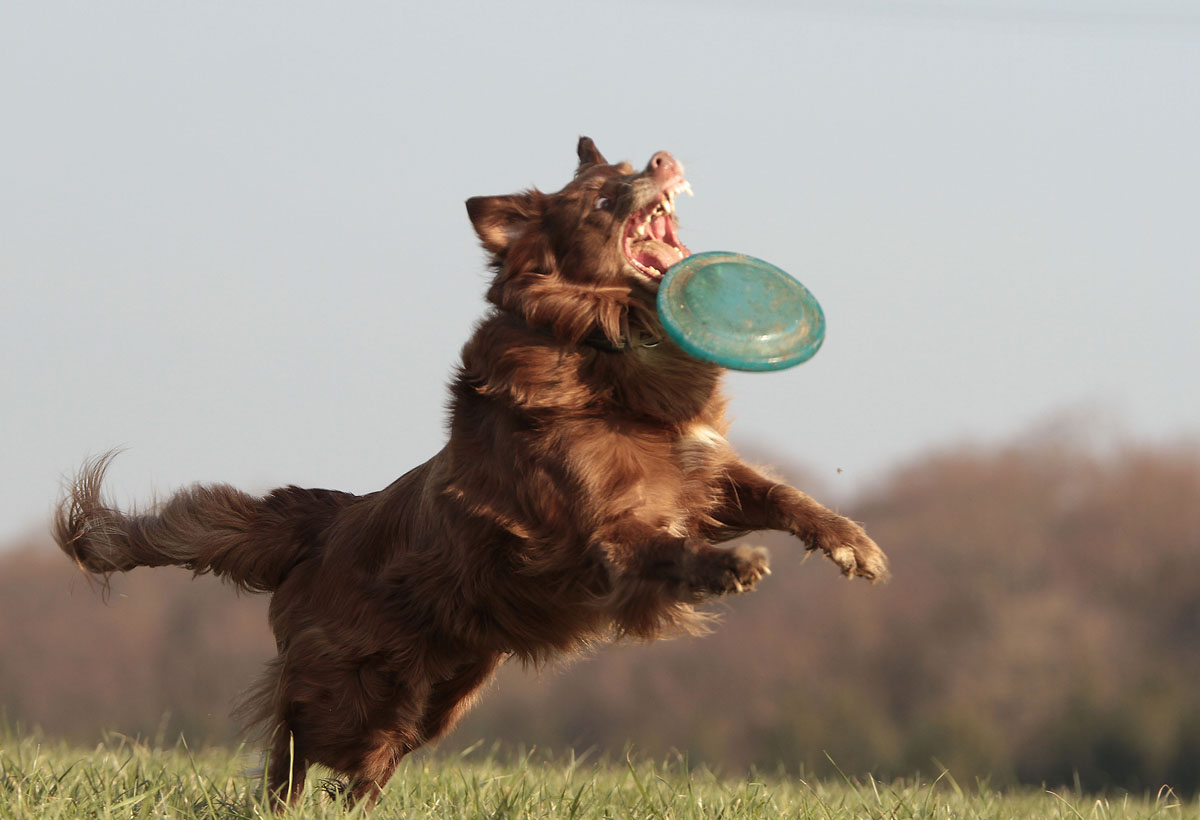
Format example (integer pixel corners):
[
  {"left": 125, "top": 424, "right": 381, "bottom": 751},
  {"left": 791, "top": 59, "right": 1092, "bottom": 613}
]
[{"left": 593, "top": 196, "right": 611, "bottom": 211}]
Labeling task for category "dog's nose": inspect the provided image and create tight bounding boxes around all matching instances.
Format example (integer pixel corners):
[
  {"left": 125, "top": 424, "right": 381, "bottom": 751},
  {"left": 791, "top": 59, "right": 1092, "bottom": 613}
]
[{"left": 647, "top": 151, "right": 685, "bottom": 182}]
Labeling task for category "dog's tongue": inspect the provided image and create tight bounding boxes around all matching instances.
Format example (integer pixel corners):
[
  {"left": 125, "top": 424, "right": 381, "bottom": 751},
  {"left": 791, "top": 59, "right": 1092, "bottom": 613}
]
[
  {"left": 634, "top": 241, "right": 681, "bottom": 276},
  {"left": 650, "top": 213, "right": 670, "bottom": 240},
  {"left": 635, "top": 214, "right": 689, "bottom": 276}
]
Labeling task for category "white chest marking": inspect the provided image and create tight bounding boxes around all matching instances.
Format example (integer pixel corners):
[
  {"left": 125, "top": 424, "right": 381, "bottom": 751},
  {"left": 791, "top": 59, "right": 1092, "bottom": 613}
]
[
  {"left": 684, "top": 423, "right": 727, "bottom": 449},
  {"left": 676, "top": 422, "right": 728, "bottom": 475}
]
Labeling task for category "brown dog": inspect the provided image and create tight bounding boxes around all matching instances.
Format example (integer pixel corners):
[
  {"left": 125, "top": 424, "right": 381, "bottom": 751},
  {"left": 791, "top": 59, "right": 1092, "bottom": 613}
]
[{"left": 55, "top": 138, "right": 887, "bottom": 807}]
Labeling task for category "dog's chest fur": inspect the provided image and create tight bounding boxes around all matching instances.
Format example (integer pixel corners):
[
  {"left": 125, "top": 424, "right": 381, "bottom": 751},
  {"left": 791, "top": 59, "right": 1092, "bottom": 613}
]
[{"left": 562, "top": 417, "right": 731, "bottom": 537}]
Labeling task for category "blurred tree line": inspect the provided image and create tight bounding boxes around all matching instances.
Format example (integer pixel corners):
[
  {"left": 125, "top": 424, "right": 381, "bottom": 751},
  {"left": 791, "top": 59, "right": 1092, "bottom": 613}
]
[{"left": 2, "top": 429, "right": 1198, "bottom": 793}]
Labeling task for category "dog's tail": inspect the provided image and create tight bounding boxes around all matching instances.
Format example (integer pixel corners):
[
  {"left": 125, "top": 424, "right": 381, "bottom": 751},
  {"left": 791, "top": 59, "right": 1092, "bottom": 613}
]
[{"left": 54, "top": 452, "right": 351, "bottom": 593}]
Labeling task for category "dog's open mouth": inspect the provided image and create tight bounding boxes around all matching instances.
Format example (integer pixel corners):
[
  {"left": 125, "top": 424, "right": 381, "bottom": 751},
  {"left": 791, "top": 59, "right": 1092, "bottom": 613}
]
[{"left": 622, "top": 179, "right": 693, "bottom": 285}]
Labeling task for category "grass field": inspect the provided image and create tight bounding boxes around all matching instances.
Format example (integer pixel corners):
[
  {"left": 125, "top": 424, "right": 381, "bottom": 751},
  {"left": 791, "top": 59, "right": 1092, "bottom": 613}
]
[{"left": 2, "top": 731, "right": 1197, "bottom": 820}]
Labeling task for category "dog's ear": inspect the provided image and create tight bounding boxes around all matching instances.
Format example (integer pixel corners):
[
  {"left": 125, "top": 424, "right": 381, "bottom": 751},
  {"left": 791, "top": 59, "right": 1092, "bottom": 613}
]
[
  {"left": 466, "top": 193, "right": 537, "bottom": 255},
  {"left": 576, "top": 136, "right": 607, "bottom": 171}
]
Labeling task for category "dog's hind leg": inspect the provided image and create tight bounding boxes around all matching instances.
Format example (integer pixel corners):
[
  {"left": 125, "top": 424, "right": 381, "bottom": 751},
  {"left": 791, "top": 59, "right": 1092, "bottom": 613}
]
[
  {"left": 345, "top": 745, "right": 404, "bottom": 808},
  {"left": 417, "top": 653, "right": 505, "bottom": 744},
  {"left": 344, "top": 653, "right": 506, "bottom": 807},
  {"left": 335, "top": 668, "right": 430, "bottom": 809}
]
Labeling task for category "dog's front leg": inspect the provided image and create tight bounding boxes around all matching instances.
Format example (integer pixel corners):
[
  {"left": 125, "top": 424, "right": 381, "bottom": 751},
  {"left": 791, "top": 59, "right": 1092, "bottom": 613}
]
[
  {"left": 594, "top": 517, "right": 769, "bottom": 636},
  {"left": 703, "top": 461, "right": 889, "bottom": 581},
  {"left": 597, "top": 518, "right": 769, "bottom": 599}
]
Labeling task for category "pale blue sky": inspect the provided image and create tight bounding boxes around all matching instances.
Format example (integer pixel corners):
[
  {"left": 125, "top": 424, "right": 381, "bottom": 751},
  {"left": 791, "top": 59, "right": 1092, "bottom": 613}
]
[{"left": 3, "top": 0, "right": 1198, "bottom": 544}]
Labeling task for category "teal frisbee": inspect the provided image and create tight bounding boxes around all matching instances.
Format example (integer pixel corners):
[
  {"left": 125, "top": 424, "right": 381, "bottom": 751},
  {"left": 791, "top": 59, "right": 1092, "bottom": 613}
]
[{"left": 657, "top": 251, "right": 825, "bottom": 372}]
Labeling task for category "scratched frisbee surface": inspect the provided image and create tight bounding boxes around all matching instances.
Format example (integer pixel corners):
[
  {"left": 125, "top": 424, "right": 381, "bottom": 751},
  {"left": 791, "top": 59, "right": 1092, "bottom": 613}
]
[{"left": 657, "top": 251, "right": 825, "bottom": 372}]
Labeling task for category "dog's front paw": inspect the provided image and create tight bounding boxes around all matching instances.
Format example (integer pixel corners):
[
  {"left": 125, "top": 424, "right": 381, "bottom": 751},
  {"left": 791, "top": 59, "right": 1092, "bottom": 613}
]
[
  {"left": 689, "top": 544, "right": 771, "bottom": 597},
  {"left": 807, "top": 516, "right": 889, "bottom": 582}
]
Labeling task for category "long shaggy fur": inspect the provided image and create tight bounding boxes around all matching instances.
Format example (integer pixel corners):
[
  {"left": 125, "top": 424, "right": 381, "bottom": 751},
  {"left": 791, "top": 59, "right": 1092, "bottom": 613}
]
[
  {"left": 54, "top": 138, "right": 888, "bottom": 809},
  {"left": 56, "top": 451, "right": 352, "bottom": 593}
]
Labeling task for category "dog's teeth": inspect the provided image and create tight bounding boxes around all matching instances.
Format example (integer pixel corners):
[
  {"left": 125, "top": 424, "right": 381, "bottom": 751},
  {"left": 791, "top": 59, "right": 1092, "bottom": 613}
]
[
  {"left": 662, "top": 198, "right": 673, "bottom": 215},
  {"left": 636, "top": 223, "right": 647, "bottom": 237},
  {"left": 680, "top": 181, "right": 694, "bottom": 197}
]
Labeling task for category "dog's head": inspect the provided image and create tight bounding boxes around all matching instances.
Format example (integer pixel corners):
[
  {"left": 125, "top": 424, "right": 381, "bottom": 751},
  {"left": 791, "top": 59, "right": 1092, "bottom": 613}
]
[{"left": 466, "top": 138, "right": 693, "bottom": 347}]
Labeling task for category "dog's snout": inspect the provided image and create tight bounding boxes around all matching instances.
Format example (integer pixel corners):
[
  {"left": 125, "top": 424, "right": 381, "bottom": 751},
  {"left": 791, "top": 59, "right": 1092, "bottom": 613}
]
[{"left": 647, "top": 151, "right": 684, "bottom": 182}]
